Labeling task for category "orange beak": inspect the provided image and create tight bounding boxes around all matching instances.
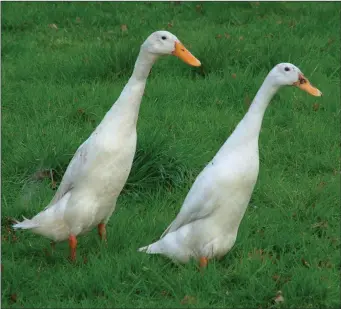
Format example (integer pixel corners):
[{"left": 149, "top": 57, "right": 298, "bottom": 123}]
[
  {"left": 172, "top": 41, "right": 201, "bottom": 67},
  {"left": 293, "top": 74, "right": 322, "bottom": 97}
]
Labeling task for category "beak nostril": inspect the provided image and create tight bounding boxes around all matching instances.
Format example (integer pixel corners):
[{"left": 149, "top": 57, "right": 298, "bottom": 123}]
[{"left": 181, "top": 49, "right": 185, "bottom": 52}]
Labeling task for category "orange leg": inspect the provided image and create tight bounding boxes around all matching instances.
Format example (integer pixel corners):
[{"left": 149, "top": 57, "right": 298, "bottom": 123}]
[
  {"left": 69, "top": 235, "right": 77, "bottom": 261},
  {"left": 199, "top": 257, "right": 208, "bottom": 269},
  {"left": 98, "top": 223, "right": 107, "bottom": 242}
]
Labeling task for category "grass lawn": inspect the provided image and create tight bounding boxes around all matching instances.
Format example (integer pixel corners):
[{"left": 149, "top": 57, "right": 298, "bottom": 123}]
[{"left": 1, "top": 1, "right": 340, "bottom": 308}]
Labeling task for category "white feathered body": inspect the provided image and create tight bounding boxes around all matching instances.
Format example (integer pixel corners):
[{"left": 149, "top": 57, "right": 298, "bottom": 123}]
[
  {"left": 139, "top": 72, "right": 279, "bottom": 263},
  {"left": 13, "top": 80, "right": 144, "bottom": 242},
  {"left": 140, "top": 134, "right": 260, "bottom": 263},
  {"left": 12, "top": 30, "right": 203, "bottom": 248}
]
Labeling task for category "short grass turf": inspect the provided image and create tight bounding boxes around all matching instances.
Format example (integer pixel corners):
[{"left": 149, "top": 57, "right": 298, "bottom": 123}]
[{"left": 1, "top": 2, "right": 340, "bottom": 308}]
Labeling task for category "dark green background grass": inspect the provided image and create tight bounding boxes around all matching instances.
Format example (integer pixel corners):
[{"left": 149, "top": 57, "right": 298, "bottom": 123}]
[{"left": 2, "top": 2, "right": 340, "bottom": 308}]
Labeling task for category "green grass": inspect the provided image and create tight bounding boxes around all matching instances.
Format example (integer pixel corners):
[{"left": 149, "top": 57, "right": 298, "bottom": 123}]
[{"left": 2, "top": 1, "right": 340, "bottom": 308}]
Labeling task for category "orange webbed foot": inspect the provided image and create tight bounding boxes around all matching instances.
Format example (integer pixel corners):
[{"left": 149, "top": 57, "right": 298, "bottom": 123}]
[
  {"left": 199, "top": 256, "right": 208, "bottom": 269},
  {"left": 69, "top": 234, "right": 77, "bottom": 262},
  {"left": 98, "top": 223, "right": 107, "bottom": 244}
]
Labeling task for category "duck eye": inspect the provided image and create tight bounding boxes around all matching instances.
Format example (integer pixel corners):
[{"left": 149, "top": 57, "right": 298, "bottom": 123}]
[
  {"left": 284, "top": 67, "right": 290, "bottom": 72},
  {"left": 161, "top": 36, "right": 167, "bottom": 40}
]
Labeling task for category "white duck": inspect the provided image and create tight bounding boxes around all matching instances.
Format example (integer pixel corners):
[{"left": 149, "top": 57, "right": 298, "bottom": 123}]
[
  {"left": 13, "top": 30, "right": 201, "bottom": 261},
  {"left": 139, "top": 63, "right": 322, "bottom": 267}
]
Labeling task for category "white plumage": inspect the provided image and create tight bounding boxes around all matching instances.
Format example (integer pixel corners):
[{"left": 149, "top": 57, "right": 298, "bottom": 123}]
[
  {"left": 139, "top": 63, "right": 322, "bottom": 266},
  {"left": 13, "top": 30, "right": 201, "bottom": 260}
]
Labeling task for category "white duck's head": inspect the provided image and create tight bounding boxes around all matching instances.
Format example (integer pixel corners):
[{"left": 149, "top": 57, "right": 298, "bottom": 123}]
[
  {"left": 141, "top": 30, "right": 201, "bottom": 67},
  {"left": 268, "top": 63, "right": 322, "bottom": 96}
]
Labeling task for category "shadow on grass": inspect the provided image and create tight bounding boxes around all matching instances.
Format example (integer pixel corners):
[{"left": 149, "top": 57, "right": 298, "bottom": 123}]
[{"left": 28, "top": 135, "right": 191, "bottom": 196}]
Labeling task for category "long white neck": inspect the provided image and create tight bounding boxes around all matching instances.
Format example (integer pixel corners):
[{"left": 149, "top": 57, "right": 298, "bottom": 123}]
[
  {"left": 131, "top": 49, "right": 158, "bottom": 81},
  {"left": 100, "top": 48, "right": 158, "bottom": 129},
  {"left": 222, "top": 75, "right": 280, "bottom": 150}
]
